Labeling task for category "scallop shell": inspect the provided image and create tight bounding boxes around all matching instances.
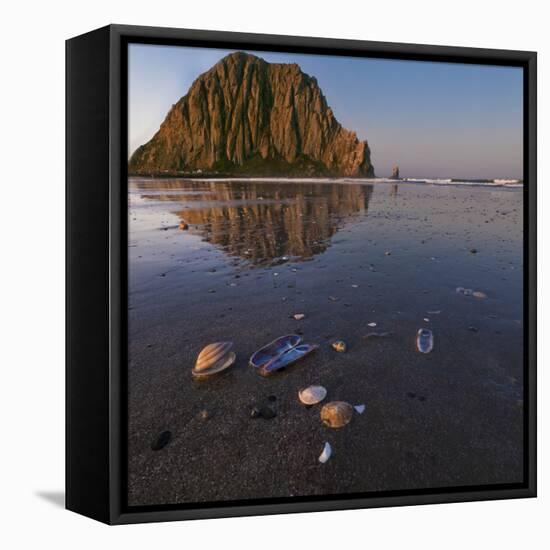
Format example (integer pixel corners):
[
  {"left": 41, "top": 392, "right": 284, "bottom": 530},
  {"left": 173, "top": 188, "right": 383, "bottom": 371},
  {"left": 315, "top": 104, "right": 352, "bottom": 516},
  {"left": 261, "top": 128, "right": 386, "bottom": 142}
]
[
  {"left": 299, "top": 385, "right": 327, "bottom": 405},
  {"left": 320, "top": 401, "right": 354, "bottom": 428},
  {"left": 192, "top": 351, "right": 235, "bottom": 378},
  {"left": 416, "top": 328, "right": 434, "bottom": 353},
  {"left": 195, "top": 342, "right": 233, "bottom": 372}
]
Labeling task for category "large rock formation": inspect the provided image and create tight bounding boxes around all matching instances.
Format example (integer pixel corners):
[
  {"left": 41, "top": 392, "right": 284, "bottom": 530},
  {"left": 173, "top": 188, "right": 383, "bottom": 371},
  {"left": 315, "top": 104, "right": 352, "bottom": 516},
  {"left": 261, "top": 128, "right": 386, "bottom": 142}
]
[{"left": 129, "top": 52, "right": 374, "bottom": 177}]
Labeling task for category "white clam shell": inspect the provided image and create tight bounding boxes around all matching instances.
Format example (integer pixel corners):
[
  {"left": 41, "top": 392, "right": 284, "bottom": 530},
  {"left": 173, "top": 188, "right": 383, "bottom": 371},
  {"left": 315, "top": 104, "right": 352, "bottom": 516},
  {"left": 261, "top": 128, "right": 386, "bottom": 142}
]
[
  {"left": 354, "top": 404, "right": 365, "bottom": 414},
  {"left": 318, "top": 442, "right": 332, "bottom": 463},
  {"left": 299, "top": 385, "right": 327, "bottom": 405}
]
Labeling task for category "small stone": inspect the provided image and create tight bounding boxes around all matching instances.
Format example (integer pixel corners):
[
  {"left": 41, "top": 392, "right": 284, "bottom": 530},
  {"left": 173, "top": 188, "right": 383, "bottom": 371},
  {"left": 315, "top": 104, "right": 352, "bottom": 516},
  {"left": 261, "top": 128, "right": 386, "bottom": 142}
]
[
  {"left": 250, "top": 407, "right": 261, "bottom": 419},
  {"left": 259, "top": 406, "right": 276, "bottom": 420},
  {"left": 368, "top": 322, "right": 377, "bottom": 327},
  {"left": 267, "top": 395, "right": 277, "bottom": 402},
  {"left": 468, "top": 326, "right": 479, "bottom": 332},
  {"left": 385, "top": 251, "right": 391, "bottom": 256},
  {"left": 470, "top": 248, "right": 478, "bottom": 254},
  {"left": 331, "top": 340, "right": 347, "bottom": 353},
  {"left": 151, "top": 430, "right": 171, "bottom": 451},
  {"left": 293, "top": 313, "right": 306, "bottom": 320},
  {"left": 197, "top": 410, "right": 209, "bottom": 422}
]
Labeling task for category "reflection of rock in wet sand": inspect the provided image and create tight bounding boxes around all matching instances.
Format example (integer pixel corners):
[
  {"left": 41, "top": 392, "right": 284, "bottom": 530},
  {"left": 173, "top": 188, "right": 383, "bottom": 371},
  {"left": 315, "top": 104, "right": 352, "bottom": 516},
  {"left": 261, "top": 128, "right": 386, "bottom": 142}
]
[{"left": 140, "top": 181, "right": 373, "bottom": 265}]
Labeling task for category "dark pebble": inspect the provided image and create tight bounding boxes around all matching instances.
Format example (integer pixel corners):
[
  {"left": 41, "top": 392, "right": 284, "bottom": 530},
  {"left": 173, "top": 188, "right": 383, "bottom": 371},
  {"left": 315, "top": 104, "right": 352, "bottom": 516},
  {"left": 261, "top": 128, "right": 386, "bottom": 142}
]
[
  {"left": 250, "top": 407, "right": 261, "bottom": 418},
  {"left": 259, "top": 406, "right": 277, "bottom": 420},
  {"left": 267, "top": 395, "right": 277, "bottom": 402},
  {"left": 407, "top": 392, "right": 416, "bottom": 399},
  {"left": 151, "top": 430, "right": 171, "bottom": 451},
  {"left": 470, "top": 248, "right": 478, "bottom": 254}
]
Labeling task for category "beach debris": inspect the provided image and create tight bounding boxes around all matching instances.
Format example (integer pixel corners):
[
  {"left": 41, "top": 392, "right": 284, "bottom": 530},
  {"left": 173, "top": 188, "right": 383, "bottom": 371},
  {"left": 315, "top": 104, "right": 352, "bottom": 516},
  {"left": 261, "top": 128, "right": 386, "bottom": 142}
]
[
  {"left": 250, "top": 334, "right": 302, "bottom": 369},
  {"left": 328, "top": 295, "right": 339, "bottom": 302},
  {"left": 470, "top": 248, "right": 478, "bottom": 254},
  {"left": 258, "top": 406, "right": 276, "bottom": 419},
  {"left": 293, "top": 313, "right": 306, "bottom": 321},
  {"left": 456, "top": 287, "right": 474, "bottom": 296},
  {"left": 196, "top": 410, "right": 210, "bottom": 422},
  {"left": 192, "top": 342, "right": 236, "bottom": 378},
  {"left": 179, "top": 221, "right": 189, "bottom": 231},
  {"left": 260, "top": 344, "right": 318, "bottom": 376},
  {"left": 354, "top": 404, "right": 366, "bottom": 414},
  {"left": 321, "top": 401, "right": 354, "bottom": 428},
  {"left": 368, "top": 322, "right": 377, "bottom": 327},
  {"left": 423, "top": 318, "right": 430, "bottom": 322},
  {"left": 331, "top": 340, "right": 347, "bottom": 353},
  {"left": 385, "top": 251, "right": 392, "bottom": 256},
  {"left": 298, "top": 385, "right": 327, "bottom": 406},
  {"left": 456, "top": 287, "right": 487, "bottom": 299},
  {"left": 151, "top": 430, "right": 172, "bottom": 451},
  {"left": 416, "top": 328, "right": 434, "bottom": 354},
  {"left": 363, "top": 331, "right": 392, "bottom": 340},
  {"left": 318, "top": 442, "right": 332, "bottom": 464},
  {"left": 250, "top": 335, "right": 318, "bottom": 376},
  {"left": 250, "top": 404, "right": 277, "bottom": 420}
]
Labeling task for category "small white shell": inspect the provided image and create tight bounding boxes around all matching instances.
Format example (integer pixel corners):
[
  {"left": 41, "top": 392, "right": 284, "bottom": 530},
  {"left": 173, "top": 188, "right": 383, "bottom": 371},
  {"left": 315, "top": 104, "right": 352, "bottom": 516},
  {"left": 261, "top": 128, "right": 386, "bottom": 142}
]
[
  {"left": 299, "top": 385, "right": 327, "bottom": 405},
  {"left": 318, "top": 442, "right": 332, "bottom": 463},
  {"left": 293, "top": 313, "right": 306, "bottom": 320},
  {"left": 472, "top": 291, "right": 487, "bottom": 299},
  {"left": 368, "top": 322, "right": 377, "bottom": 327},
  {"left": 354, "top": 404, "right": 365, "bottom": 414}
]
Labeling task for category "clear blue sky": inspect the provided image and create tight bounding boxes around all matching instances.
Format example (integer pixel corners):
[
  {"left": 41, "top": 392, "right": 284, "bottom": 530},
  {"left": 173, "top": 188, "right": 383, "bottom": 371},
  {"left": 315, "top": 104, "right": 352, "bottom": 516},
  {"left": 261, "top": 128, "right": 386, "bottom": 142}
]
[{"left": 129, "top": 44, "right": 523, "bottom": 179}]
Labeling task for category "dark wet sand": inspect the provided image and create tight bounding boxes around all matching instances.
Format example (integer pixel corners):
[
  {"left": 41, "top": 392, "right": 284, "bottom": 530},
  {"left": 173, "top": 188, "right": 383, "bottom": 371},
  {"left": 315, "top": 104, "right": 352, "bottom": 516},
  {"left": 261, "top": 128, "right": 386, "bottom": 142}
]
[{"left": 127, "top": 179, "right": 524, "bottom": 506}]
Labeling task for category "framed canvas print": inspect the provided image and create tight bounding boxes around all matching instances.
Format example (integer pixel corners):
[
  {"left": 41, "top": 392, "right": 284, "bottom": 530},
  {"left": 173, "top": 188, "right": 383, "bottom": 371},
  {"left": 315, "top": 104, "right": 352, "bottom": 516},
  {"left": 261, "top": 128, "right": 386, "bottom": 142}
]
[{"left": 66, "top": 24, "right": 537, "bottom": 524}]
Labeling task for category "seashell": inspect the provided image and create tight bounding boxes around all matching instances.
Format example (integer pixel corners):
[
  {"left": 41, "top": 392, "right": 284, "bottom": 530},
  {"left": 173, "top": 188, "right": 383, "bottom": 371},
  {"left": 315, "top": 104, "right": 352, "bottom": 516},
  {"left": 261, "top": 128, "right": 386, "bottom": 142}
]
[
  {"left": 472, "top": 291, "right": 487, "bottom": 299},
  {"left": 416, "top": 328, "right": 434, "bottom": 353},
  {"left": 318, "top": 442, "right": 332, "bottom": 463},
  {"left": 299, "top": 385, "right": 327, "bottom": 405},
  {"left": 260, "top": 344, "right": 318, "bottom": 376},
  {"left": 331, "top": 340, "right": 347, "bottom": 353},
  {"left": 321, "top": 401, "right": 354, "bottom": 428},
  {"left": 463, "top": 288, "right": 473, "bottom": 296},
  {"left": 192, "top": 342, "right": 235, "bottom": 378},
  {"left": 368, "top": 322, "right": 377, "bottom": 327},
  {"left": 249, "top": 334, "right": 302, "bottom": 369},
  {"left": 293, "top": 313, "right": 306, "bottom": 320},
  {"left": 194, "top": 342, "right": 233, "bottom": 372},
  {"left": 354, "top": 404, "right": 366, "bottom": 414}
]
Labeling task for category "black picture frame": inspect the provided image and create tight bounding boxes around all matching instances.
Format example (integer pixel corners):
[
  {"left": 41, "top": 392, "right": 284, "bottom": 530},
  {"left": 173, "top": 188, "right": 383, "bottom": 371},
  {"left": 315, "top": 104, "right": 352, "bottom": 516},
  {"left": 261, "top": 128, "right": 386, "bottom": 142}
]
[{"left": 66, "top": 24, "right": 537, "bottom": 525}]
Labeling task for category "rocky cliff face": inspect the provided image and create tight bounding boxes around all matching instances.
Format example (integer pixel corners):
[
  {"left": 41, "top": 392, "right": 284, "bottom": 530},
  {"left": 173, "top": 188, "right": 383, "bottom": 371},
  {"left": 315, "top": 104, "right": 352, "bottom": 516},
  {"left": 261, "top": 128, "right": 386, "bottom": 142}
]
[{"left": 129, "top": 52, "right": 374, "bottom": 177}]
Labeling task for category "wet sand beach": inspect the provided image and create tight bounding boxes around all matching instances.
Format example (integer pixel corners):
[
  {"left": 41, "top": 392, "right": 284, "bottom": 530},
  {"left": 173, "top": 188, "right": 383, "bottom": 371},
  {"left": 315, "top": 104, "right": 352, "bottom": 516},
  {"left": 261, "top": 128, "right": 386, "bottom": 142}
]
[{"left": 127, "top": 178, "right": 524, "bottom": 506}]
